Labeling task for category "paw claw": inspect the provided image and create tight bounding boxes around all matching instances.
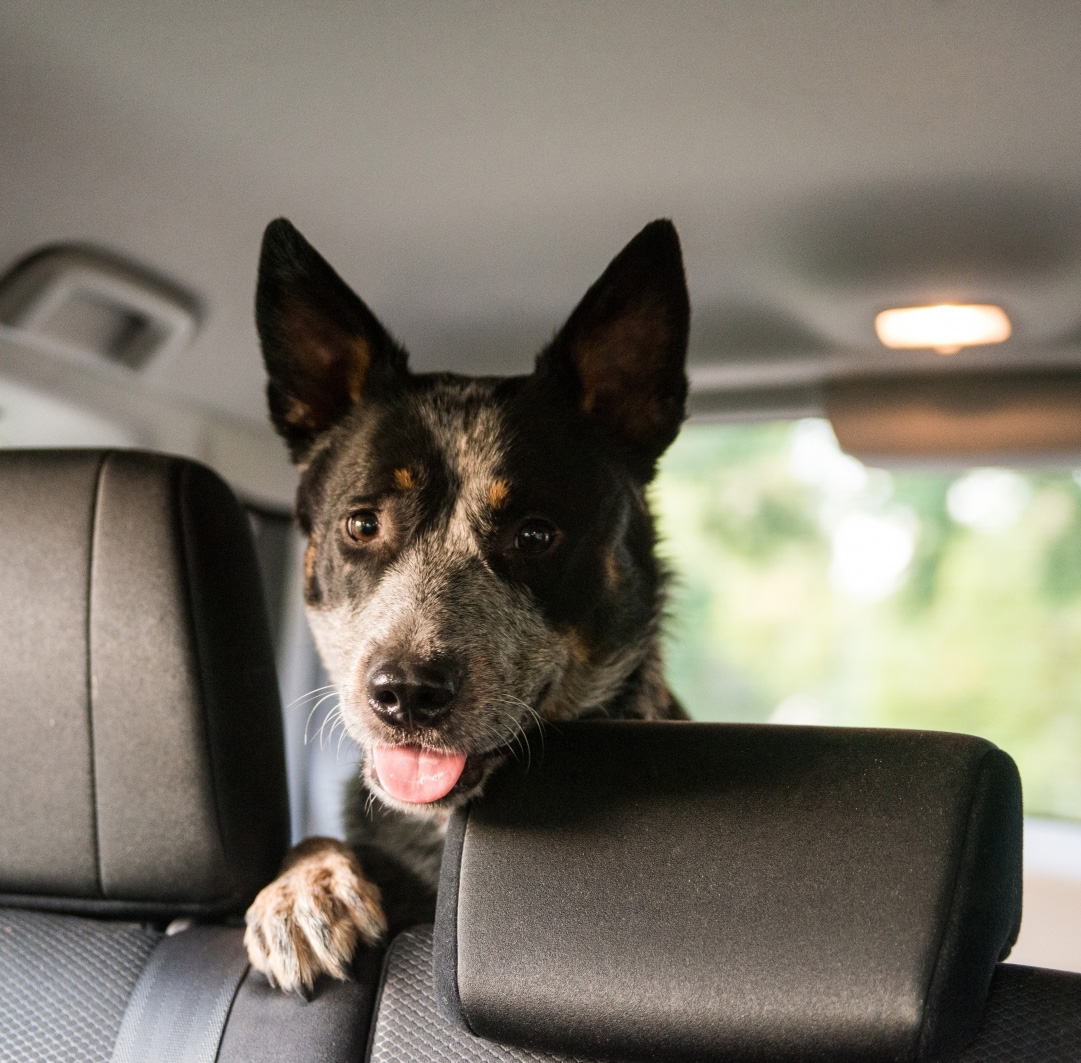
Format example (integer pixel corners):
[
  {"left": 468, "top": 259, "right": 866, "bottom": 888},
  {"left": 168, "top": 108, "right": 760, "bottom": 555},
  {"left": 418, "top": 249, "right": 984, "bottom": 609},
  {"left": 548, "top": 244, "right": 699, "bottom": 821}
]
[{"left": 244, "top": 838, "right": 386, "bottom": 996}]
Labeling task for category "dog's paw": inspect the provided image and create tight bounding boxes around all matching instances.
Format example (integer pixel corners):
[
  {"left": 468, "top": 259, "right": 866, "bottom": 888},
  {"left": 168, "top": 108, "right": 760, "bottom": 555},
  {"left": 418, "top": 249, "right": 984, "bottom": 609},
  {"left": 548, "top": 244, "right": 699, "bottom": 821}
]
[{"left": 244, "top": 837, "right": 387, "bottom": 997}]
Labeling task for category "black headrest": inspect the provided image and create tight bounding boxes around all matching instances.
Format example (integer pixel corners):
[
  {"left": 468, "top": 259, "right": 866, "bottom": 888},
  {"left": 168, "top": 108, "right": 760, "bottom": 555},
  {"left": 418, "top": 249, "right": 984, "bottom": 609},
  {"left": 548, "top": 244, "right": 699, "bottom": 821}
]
[
  {"left": 0, "top": 450, "right": 289, "bottom": 918},
  {"left": 435, "top": 722, "right": 1023, "bottom": 1063}
]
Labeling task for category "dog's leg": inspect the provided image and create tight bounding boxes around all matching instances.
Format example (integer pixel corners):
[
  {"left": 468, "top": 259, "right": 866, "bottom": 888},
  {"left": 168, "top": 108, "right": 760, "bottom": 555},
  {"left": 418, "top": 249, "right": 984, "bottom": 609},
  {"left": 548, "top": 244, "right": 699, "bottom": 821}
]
[
  {"left": 243, "top": 836, "right": 387, "bottom": 996},
  {"left": 342, "top": 776, "right": 446, "bottom": 930}
]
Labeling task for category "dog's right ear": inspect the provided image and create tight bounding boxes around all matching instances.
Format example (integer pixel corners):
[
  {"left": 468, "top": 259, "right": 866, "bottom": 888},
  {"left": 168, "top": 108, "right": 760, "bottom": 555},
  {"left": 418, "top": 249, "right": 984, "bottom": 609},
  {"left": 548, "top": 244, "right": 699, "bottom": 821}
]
[{"left": 256, "top": 219, "right": 408, "bottom": 461}]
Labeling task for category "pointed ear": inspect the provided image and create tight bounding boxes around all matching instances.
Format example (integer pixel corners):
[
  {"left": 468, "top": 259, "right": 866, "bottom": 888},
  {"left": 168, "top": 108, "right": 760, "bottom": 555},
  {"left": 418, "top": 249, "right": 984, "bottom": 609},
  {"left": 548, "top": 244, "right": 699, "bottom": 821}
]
[
  {"left": 537, "top": 219, "right": 690, "bottom": 469},
  {"left": 255, "top": 219, "right": 408, "bottom": 460}
]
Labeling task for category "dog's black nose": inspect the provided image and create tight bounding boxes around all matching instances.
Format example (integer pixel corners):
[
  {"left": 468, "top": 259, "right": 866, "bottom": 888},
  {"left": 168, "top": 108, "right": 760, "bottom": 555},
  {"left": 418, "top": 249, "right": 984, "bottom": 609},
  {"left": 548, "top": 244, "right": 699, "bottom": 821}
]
[{"left": 366, "top": 657, "right": 461, "bottom": 729}]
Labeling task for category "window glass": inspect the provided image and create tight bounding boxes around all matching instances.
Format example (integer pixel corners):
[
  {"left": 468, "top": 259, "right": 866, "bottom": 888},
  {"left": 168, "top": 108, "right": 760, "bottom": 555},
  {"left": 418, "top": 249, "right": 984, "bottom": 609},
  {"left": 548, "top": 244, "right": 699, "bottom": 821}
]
[{"left": 652, "top": 419, "right": 1081, "bottom": 821}]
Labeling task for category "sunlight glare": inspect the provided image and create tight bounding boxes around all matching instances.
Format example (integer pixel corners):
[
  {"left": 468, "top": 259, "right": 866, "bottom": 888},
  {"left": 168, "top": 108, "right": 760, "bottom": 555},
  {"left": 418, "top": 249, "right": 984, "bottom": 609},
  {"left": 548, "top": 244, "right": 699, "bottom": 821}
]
[
  {"left": 947, "top": 469, "right": 1030, "bottom": 534},
  {"left": 789, "top": 419, "right": 868, "bottom": 496},
  {"left": 830, "top": 511, "right": 915, "bottom": 600},
  {"left": 769, "top": 693, "right": 824, "bottom": 725}
]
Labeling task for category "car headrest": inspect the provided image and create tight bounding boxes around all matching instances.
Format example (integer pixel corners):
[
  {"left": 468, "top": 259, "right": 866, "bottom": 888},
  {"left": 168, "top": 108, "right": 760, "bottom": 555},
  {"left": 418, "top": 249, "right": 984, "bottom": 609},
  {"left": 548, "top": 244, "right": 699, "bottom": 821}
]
[
  {"left": 435, "top": 721, "right": 1023, "bottom": 1063},
  {"left": 0, "top": 450, "right": 290, "bottom": 918}
]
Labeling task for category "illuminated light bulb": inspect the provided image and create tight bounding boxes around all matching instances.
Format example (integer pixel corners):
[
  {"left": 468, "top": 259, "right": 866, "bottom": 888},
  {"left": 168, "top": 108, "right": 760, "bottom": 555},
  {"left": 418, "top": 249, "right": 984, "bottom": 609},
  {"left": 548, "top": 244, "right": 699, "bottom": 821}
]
[{"left": 874, "top": 304, "right": 1011, "bottom": 356}]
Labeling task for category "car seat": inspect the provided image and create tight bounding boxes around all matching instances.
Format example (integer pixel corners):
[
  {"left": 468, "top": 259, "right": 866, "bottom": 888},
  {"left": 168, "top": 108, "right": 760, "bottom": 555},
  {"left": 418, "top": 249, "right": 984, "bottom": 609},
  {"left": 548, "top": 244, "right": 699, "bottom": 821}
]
[{"left": 0, "top": 450, "right": 378, "bottom": 1063}]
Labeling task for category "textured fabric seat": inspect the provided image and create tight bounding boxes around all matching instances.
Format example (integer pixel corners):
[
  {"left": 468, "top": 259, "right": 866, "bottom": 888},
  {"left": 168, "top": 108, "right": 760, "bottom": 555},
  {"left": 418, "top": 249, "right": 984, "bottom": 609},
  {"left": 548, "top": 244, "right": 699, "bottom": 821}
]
[
  {"left": 0, "top": 909, "right": 160, "bottom": 1063},
  {"left": 363, "top": 721, "right": 1081, "bottom": 1063},
  {"left": 0, "top": 449, "right": 379, "bottom": 1063},
  {"left": 368, "top": 928, "right": 1081, "bottom": 1063}
]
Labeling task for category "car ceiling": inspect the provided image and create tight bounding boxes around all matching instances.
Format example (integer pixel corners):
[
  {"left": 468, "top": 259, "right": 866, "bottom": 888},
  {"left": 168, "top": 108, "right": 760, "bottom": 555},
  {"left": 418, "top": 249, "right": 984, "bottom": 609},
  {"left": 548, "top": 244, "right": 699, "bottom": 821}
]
[{"left": 2, "top": 1, "right": 1081, "bottom": 435}]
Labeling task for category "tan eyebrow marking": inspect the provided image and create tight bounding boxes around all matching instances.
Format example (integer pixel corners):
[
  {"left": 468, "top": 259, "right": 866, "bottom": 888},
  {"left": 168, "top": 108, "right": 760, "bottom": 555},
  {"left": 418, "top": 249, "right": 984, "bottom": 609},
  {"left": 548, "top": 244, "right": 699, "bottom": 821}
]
[
  {"left": 393, "top": 467, "right": 415, "bottom": 490},
  {"left": 487, "top": 480, "right": 510, "bottom": 509},
  {"left": 284, "top": 398, "right": 316, "bottom": 429}
]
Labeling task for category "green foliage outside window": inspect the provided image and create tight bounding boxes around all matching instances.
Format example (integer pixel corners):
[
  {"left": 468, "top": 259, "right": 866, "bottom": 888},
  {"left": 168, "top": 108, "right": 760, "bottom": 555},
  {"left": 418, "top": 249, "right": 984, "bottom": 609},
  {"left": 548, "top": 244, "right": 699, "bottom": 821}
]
[{"left": 651, "top": 419, "right": 1081, "bottom": 820}]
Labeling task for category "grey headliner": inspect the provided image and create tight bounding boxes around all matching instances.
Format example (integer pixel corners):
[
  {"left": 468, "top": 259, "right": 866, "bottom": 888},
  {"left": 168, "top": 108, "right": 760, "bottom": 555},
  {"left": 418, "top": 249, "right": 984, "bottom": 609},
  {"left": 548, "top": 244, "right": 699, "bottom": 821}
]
[{"left": 1, "top": 1, "right": 1080, "bottom": 461}]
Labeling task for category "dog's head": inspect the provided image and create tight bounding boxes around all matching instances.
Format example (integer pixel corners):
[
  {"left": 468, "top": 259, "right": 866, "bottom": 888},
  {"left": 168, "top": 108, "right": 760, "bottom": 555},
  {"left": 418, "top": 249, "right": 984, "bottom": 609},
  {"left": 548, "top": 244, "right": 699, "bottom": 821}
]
[{"left": 256, "top": 219, "right": 689, "bottom": 814}]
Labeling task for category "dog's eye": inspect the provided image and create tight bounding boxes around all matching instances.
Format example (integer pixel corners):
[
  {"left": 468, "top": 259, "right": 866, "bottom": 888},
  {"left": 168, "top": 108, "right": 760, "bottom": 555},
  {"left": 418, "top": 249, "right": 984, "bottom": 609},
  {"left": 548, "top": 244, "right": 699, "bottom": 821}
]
[
  {"left": 514, "top": 519, "right": 559, "bottom": 555},
  {"left": 345, "top": 510, "right": 380, "bottom": 543}
]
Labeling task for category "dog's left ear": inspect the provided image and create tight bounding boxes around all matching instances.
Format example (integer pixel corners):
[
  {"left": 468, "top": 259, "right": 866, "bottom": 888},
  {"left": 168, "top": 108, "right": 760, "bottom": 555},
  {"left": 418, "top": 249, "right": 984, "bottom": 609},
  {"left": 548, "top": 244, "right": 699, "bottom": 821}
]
[
  {"left": 537, "top": 219, "right": 690, "bottom": 472},
  {"left": 256, "top": 218, "right": 408, "bottom": 461}
]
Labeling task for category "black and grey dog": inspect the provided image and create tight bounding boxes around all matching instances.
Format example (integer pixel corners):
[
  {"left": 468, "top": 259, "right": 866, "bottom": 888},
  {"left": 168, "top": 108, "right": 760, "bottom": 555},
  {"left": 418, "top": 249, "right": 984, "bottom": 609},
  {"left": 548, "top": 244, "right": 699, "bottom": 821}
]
[{"left": 244, "top": 218, "right": 691, "bottom": 994}]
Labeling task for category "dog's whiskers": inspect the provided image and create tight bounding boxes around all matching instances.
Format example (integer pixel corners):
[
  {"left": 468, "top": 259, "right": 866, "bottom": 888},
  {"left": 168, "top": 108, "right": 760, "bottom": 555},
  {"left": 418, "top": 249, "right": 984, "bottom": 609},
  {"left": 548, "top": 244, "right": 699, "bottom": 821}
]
[
  {"left": 492, "top": 693, "right": 545, "bottom": 728},
  {"left": 491, "top": 692, "right": 546, "bottom": 738},
  {"left": 317, "top": 704, "right": 346, "bottom": 750},
  {"left": 485, "top": 698, "right": 545, "bottom": 771},
  {"left": 304, "top": 690, "right": 341, "bottom": 746},
  {"left": 336, "top": 720, "right": 353, "bottom": 759},
  {"left": 287, "top": 684, "right": 338, "bottom": 710}
]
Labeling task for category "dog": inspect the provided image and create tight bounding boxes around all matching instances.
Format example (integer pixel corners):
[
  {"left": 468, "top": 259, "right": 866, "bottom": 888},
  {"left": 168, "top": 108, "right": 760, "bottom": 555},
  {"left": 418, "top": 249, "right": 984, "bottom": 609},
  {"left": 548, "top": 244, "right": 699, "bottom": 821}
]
[{"left": 243, "top": 217, "right": 691, "bottom": 995}]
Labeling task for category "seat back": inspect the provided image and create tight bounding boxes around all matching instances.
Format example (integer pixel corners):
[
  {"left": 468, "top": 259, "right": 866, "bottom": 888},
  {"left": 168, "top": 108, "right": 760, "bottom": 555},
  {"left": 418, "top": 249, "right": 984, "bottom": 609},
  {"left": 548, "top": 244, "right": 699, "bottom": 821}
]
[
  {"left": 0, "top": 450, "right": 376, "bottom": 1063},
  {"left": 0, "top": 449, "right": 288, "bottom": 915}
]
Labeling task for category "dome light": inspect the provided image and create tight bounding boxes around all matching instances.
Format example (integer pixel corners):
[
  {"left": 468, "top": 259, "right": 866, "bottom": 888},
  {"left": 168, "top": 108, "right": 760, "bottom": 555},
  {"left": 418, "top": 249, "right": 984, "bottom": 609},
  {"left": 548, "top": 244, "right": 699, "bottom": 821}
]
[{"left": 874, "top": 304, "right": 1011, "bottom": 356}]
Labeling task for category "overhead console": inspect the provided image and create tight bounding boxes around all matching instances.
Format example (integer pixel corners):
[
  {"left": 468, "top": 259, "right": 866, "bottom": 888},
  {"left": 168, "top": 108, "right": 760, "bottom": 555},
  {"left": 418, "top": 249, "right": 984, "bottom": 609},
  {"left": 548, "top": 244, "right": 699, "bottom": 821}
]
[{"left": 827, "top": 369, "right": 1081, "bottom": 462}]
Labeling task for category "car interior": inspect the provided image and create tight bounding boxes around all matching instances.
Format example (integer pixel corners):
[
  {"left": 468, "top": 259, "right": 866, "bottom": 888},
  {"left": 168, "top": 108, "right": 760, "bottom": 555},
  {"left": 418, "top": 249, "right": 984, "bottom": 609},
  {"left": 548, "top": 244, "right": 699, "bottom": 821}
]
[{"left": 1, "top": 3, "right": 1080, "bottom": 1061}]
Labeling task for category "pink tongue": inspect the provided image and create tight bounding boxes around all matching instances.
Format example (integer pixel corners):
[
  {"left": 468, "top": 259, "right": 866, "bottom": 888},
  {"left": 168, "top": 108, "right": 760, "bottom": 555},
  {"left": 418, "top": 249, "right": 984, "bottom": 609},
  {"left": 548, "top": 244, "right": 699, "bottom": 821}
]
[{"left": 372, "top": 745, "right": 467, "bottom": 804}]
